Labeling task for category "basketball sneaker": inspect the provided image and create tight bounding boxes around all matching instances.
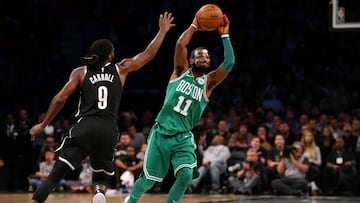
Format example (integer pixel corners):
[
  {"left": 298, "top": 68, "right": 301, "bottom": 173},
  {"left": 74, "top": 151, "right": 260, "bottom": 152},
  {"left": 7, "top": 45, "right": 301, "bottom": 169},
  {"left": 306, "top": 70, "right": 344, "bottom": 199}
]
[
  {"left": 124, "top": 195, "right": 130, "bottom": 203},
  {"left": 92, "top": 189, "right": 106, "bottom": 203}
]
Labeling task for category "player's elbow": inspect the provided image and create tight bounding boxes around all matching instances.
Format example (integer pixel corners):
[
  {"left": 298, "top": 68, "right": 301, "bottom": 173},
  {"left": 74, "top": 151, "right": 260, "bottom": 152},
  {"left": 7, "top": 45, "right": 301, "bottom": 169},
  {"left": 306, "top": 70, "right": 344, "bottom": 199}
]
[
  {"left": 176, "top": 39, "right": 187, "bottom": 49},
  {"left": 53, "top": 93, "right": 68, "bottom": 104},
  {"left": 230, "top": 57, "right": 235, "bottom": 66}
]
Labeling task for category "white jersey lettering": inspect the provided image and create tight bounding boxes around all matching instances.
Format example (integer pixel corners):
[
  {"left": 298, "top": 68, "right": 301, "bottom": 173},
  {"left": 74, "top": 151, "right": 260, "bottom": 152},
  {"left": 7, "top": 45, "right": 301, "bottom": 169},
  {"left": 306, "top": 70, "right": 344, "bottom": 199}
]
[{"left": 175, "top": 80, "right": 203, "bottom": 102}]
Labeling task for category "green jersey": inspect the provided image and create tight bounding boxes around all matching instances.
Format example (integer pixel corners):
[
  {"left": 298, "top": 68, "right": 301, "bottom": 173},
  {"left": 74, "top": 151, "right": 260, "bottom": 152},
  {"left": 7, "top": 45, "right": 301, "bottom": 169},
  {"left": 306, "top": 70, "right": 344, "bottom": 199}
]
[{"left": 155, "top": 69, "right": 209, "bottom": 135}]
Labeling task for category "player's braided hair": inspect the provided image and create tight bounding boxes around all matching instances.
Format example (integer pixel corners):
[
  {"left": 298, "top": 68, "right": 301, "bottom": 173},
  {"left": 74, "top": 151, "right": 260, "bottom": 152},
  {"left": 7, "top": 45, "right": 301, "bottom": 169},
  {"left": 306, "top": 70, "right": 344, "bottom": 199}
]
[{"left": 82, "top": 39, "right": 113, "bottom": 71}]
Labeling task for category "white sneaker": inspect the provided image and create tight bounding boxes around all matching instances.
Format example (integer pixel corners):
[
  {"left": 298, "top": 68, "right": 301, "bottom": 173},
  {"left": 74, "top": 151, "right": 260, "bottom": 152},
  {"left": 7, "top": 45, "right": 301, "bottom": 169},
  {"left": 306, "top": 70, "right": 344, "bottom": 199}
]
[
  {"left": 92, "top": 192, "right": 106, "bottom": 203},
  {"left": 124, "top": 195, "right": 130, "bottom": 203},
  {"left": 310, "top": 181, "right": 319, "bottom": 191}
]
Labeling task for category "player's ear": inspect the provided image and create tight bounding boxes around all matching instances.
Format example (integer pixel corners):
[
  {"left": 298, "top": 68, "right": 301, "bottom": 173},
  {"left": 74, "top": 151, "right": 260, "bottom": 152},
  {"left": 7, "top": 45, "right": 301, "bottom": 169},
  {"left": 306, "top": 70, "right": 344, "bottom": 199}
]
[
  {"left": 108, "top": 48, "right": 115, "bottom": 61},
  {"left": 189, "top": 58, "right": 195, "bottom": 65}
]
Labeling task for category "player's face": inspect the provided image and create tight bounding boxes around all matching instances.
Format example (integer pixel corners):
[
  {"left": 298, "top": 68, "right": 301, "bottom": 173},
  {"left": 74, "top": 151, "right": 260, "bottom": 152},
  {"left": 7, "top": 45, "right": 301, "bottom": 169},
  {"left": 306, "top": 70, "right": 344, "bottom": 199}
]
[{"left": 192, "top": 49, "right": 210, "bottom": 73}]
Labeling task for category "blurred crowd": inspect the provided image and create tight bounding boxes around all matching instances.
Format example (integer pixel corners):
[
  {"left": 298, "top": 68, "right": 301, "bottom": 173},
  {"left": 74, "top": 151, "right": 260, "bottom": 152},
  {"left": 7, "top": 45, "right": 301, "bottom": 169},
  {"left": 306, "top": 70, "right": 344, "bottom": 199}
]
[
  {"left": 1, "top": 107, "right": 360, "bottom": 196},
  {"left": 1, "top": 0, "right": 360, "bottom": 196}
]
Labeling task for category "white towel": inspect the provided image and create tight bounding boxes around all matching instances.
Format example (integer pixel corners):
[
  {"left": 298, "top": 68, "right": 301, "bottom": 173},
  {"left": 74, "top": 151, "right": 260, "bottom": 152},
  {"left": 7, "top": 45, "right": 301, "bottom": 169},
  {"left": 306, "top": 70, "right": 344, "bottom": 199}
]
[{"left": 120, "top": 171, "right": 134, "bottom": 189}]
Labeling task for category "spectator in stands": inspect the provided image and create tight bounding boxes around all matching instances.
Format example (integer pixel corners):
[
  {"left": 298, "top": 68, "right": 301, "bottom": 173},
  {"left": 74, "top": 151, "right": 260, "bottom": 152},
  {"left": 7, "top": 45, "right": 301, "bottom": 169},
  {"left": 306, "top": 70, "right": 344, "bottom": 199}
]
[
  {"left": 328, "top": 117, "right": 342, "bottom": 139},
  {"left": 115, "top": 132, "right": 132, "bottom": 157},
  {"left": 228, "top": 123, "right": 251, "bottom": 150},
  {"left": 263, "top": 110, "right": 275, "bottom": 136},
  {"left": 205, "top": 117, "right": 218, "bottom": 139},
  {"left": 2, "top": 113, "right": 26, "bottom": 191},
  {"left": 139, "top": 110, "right": 154, "bottom": 139},
  {"left": 249, "top": 136, "right": 267, "bottom": 166},
  {"left": 257, "top": 126, "right": 272, "bottom": 152},
  {"left": 189, "top": 134, "right": 231, "bottom": 194},
  {"left": 323, "top": 136, "right": 357, "bottom": 195},
  {"left": 28, "top": 148, "right": 67, "bottom": 192},
  {"left": 193, "top": 124, "right": 212, "bottom": 167},
  {"left": 266, "top": 134, "right": 286, "bottom": 191},
  {"left": 127, "top": 124, "right": 146, "bottom": 153},
  {"left": 300, "top": 130, "right": 321, "bottom": 194},
  {"left": 351, "top": 118, "right": 360, "bottom": 137},
  {"left": 284, "top": 109, "right": 299, "bottom": 134},
  {"left": 271, "top": 141, "right": 309, "bottom": 196},
  {"left": 318, "top": 127, "right": 335, "bottom": 169},
  {"left": 227, "top": 124, "right": 251, "bottom": 170},
  {"left": 298, "top": 114, "right": 309, "bottom": 131},
  {"left": 228, "top": 148, "right": 265, "bottom": 195},
  {"left": 342, "top": 122, "right": 357, "bottom": 151},
  {"left": 18, "top": 108, "right": 33, "bottom": 188},
  {"left": 39, "top": 136, "right": 58, "bottom": 160},
  {"left": 115, "top": 146, "right": 143, "bottom": 193},
  {"left": 111, "top": 131, "right": 132, "bottom": 189},
  {"left": 279, "top": 121, "right": 298, "bottom": 145},
  {"left": 217, "top": 119, "right": 231, "bottom": 145},
  {"left": 316, "top": 114, "right": 329, "bottom": 134},
  {"left": 308, "top": 118, "right": 321, "bottom": 143}
]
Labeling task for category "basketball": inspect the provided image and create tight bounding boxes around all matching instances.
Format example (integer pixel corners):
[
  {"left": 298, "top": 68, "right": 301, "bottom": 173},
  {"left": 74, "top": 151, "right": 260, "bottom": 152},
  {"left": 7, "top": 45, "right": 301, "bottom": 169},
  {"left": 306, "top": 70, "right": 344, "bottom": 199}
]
[{"left": 196, "top": 4, "right": 223, "bottom": 31}]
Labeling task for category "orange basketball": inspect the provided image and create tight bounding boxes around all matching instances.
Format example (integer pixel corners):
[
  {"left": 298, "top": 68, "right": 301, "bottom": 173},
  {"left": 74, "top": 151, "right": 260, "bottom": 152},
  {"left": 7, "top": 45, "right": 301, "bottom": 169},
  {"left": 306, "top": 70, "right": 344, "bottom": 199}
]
[{"left": 196, "top": 4, "right": 223, "bottom": 31}]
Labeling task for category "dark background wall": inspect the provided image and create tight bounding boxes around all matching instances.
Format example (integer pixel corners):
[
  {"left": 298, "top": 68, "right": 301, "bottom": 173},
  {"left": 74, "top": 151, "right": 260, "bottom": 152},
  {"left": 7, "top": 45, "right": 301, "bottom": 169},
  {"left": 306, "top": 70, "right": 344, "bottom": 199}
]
[{"left": 1, "top": 0, "right": 360, "bottom": 119}]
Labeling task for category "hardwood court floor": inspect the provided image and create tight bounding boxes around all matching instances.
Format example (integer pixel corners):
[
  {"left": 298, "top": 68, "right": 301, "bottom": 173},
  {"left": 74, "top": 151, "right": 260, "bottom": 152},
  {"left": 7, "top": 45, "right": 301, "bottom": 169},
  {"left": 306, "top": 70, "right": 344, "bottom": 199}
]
[{"left": 1, "top": 193, "right": 360, "bottom": 203}]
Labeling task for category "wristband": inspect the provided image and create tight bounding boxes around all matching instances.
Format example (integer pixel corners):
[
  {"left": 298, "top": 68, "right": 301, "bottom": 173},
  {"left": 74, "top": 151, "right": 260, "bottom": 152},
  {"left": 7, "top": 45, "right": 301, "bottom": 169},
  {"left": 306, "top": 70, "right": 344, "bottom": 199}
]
[
  {"left": 221, "top": 34, "right": 229, "bottom": 38},
  {"left": 191, "top": 24, "right": 198, "bottom": 31}
]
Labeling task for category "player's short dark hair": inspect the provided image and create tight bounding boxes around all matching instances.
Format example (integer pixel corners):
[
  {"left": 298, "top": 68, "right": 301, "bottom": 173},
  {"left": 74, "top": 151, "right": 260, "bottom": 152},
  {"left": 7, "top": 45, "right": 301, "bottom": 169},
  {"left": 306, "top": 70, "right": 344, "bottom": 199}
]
[{"left": 190, "top": 47, "right": 210, "bottom": 59}]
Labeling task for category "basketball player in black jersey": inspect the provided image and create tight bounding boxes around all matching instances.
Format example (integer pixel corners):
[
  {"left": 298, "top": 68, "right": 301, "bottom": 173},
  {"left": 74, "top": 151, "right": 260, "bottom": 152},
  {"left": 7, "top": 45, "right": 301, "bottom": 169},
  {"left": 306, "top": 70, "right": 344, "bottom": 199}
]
[{"left": 29, "top": 12, "right": 174, "bottom": 203}]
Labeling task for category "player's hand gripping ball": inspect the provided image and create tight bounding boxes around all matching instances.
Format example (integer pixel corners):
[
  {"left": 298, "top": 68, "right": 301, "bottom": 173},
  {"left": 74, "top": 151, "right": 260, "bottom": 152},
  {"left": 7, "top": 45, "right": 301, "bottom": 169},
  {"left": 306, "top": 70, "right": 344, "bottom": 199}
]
[{"left": 196, "top": 4, "right": 224, "bottom": 31}]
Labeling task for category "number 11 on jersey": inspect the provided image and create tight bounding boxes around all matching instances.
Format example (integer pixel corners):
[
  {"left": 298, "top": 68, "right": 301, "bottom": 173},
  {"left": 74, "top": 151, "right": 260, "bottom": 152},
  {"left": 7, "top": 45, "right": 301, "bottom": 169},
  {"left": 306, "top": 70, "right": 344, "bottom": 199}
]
[{"left": 173, "top": 95, "right": 192, "bottom": 116}]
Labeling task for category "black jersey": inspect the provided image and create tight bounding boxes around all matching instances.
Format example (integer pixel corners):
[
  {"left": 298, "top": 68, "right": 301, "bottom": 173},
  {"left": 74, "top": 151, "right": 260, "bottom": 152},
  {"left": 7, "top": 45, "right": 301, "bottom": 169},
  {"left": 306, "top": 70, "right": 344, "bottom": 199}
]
[{"left": 75, "top": 63, "right": 122, "bottom": 123}]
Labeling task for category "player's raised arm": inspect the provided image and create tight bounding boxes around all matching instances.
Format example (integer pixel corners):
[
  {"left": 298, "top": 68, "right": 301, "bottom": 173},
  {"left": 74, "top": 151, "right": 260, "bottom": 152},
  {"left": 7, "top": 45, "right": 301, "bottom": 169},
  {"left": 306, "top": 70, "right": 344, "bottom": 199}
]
[
  {"left": 172, "top": 17, "right": 204, "bottom": 80},
  {"left": 206, "top": 15, "right": 235, "bottom": 97},
  {"left": 117, "top": 12, "right": 175, "bottom": 85}
]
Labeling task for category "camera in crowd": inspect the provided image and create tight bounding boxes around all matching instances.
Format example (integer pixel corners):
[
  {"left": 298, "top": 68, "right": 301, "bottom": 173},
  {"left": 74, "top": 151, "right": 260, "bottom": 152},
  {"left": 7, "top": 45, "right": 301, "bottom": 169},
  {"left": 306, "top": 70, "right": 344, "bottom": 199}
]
[
  {"left": 228, "top": 160, "right": 256, "bottom": 173},
  {"left": 228, "top": 163, "right": 241, "bottom": 172},
  {"left": 282, "top": 145, "right": 297, "bottom": 158},
  {"left": 244, "top": 160, "right": 255, "bottom": 167}
]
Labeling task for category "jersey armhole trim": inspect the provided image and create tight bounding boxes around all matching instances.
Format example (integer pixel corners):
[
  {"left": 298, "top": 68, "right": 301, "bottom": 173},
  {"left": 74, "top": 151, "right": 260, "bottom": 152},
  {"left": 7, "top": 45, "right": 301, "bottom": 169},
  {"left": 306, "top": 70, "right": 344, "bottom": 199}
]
[
  {"left": 115, "top": 64, "right": 120, "bottom": 76},
  {"left": 169, "top": 69, "right": 189, "bottom": 84},
  {"left": 83, "top": 66, "right": 87, "bottom": 75},
  {"left": 203, "top": 76, "right": 209, "bottom": 102}
]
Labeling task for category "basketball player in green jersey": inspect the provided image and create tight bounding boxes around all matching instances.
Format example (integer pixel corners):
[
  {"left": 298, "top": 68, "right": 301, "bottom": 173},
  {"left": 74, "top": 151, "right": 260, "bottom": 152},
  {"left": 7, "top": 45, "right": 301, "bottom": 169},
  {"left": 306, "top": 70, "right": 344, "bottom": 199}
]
[{"left": 125, "top": 14, "right": 234, "bottom": 203}]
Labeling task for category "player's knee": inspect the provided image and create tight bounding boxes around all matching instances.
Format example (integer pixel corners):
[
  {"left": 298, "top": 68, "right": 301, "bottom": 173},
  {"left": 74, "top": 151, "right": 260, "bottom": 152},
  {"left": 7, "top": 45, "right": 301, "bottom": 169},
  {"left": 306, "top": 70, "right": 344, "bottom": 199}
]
[
  {"left": 176, "top": 168, "right": 193, "bottom": 186},
  {"left": 51, "top": 161, "right": 71, "bottom": 180},
  {"left": 139, "top": 175, "right": 156, "bottom": 189}
]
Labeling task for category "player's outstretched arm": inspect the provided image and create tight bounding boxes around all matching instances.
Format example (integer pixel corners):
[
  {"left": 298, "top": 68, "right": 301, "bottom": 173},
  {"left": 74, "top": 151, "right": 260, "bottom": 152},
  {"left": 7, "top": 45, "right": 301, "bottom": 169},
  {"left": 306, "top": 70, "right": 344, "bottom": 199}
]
[
  {"left": 206, "top": 15, "right": 235, "bottom": 97},
  {"left": 117, "top": 12, "right": 175, "bottom": 85}
]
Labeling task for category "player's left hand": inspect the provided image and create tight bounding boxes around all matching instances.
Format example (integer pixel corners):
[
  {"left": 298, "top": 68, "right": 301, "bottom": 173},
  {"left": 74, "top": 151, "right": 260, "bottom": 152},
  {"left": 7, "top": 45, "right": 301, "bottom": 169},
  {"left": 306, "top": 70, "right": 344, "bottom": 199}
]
[
  {"left": 218, "top": 15, "right": 230, "bottom": 35},
  {"left": 30, "top": 123, "right": 45, "bottom": 141}
]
